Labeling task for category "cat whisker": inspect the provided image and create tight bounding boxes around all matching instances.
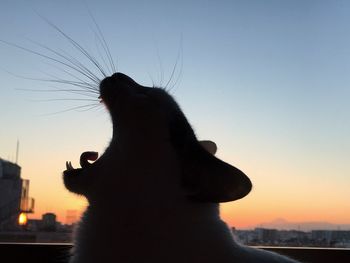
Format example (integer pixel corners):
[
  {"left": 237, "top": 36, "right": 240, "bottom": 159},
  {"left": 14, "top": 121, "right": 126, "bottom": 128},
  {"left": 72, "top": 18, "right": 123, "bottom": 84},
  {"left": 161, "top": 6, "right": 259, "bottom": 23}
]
[
  {"left": 94, "top": 34, "right": 113, "bottom": 76},
  {"left": 165, "top": 36, "right": 183, "bottom": 93},
  {"left": 41, "top": 60, "right": 99, "bottom": 90},
  {"left": 87, "top": 8, "right": 117, "bottom": 74},
  {"left": 153, "top": 36, "right": 164, "bottom": 88},
  {"left": 16, "top": 87, "right": 98, "bottom": 97},
  {"left": 14, "top": 74, "right": 99, "bottom": 93},
  {"left": 35, "top": 73, "right": 99, "bottom": 92},
  {"left": 37, "top": 103, "right": 101, "bottom": 116},
  {"left": 168, "top": 43, "right": 183, "bottom": 94},
  {"left": 5, "top": 70, "right": 99, "bottom": 95},
  {"left": 147, "top": 72, "right": 156, "bottom": 88},
  {"left": 25, "top": 38, "right": 101, "bottom": 84},
  {"left": 0, "top": 39, "right": 100, "bottom": 85},
  {"left": 76, "top": 104, "right": 101, "bottom": 112},
  {"left": 29, "top": 98, "right": 98, "bottom": 102},
  {"left": 37, "top": 13, "right": 108, "bottom": 78}
]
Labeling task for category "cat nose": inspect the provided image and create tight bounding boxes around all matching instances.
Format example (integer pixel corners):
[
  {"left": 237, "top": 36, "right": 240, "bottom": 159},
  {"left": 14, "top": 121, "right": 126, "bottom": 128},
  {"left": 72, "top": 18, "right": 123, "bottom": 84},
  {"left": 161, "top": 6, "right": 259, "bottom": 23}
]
[{"left": 112, "top": 72, "right": 138, "bottom": 86}]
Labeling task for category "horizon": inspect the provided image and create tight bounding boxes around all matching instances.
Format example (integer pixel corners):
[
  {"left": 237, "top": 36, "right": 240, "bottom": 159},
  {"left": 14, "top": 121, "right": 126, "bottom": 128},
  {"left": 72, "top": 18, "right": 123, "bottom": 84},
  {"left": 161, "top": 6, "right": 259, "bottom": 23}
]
[
  {"left": 1, "top": 0, "right": 349, "bottom": 228},
  {"left": 26, "top": 209, "right": 350, "bottom": 232}
]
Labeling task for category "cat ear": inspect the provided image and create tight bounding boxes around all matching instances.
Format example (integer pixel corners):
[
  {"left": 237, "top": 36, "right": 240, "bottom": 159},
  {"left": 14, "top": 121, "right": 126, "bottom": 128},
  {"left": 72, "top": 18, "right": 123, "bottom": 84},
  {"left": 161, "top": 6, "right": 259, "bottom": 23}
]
[
  {"left": 199, "top": 140, "right": 217, "bottom": 155},
  {"left": 182, "top": 142, "right": 252, "bottom": 203}
]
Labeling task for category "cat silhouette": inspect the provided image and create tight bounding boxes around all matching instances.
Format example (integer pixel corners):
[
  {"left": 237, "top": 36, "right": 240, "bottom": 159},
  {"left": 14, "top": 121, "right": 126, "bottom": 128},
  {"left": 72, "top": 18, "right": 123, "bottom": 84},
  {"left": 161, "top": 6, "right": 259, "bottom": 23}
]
[{"left": 63, "top": 72, "right": 300, "bottom": 263}]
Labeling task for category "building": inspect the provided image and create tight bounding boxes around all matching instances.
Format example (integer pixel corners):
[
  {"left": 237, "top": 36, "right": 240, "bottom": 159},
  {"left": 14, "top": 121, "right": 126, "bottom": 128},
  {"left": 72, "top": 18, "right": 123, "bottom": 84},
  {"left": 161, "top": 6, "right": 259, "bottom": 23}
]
[
  {"left": 256, "top": 228, "right": 278, "bottom": 244},
  {"left": 41, "top": 213, "right": 57, "bottom": 232},
  {"left": 232, "top": 227, "right": 350, "bottom": 248},
  {"left": 0, "top": 158, "right": 35, "bottom": 231},
  {"left": 28, "top": 213, "right": 58, "bottom": 232}
]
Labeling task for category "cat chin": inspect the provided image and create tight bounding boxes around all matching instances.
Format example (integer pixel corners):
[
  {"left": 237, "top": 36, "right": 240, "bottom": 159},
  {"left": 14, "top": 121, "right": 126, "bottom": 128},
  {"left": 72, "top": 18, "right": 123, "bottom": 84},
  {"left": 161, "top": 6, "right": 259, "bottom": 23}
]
[{"left": 63, "top": 168, "right": 88, "bottom": 195}]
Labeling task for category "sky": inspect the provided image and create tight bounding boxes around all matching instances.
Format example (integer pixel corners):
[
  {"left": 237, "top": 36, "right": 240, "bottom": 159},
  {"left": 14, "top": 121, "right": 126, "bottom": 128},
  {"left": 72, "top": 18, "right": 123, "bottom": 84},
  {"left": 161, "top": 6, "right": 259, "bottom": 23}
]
[{"left": 0, "top": 0, "right": 349, "bottom": 228}]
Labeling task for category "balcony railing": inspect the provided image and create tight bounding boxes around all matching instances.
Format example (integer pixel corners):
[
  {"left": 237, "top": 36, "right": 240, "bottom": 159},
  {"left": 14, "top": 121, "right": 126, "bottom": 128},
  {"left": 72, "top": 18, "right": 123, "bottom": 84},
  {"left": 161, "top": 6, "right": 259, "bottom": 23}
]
[
  {"left": 20, "top": 197, "right": 35, "bottom": 213},
  {"left": 0, "top": 243, "right": 349, "bottom": 263}
]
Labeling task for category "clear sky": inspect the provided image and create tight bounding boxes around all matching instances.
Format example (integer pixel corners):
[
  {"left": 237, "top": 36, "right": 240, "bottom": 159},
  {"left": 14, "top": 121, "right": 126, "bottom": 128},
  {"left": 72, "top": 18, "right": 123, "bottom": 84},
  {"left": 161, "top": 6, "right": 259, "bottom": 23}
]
[{"left": 0, "top": 0, "right": 349, "bottom": 228}]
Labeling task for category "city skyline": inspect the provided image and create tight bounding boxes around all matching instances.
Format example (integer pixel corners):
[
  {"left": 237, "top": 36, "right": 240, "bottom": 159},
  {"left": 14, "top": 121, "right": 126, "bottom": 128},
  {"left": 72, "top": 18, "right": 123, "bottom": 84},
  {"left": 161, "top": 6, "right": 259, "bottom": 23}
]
[
  {"left": 28, "top": 210, "right": 350, "bottom": 232},
  {"left": 4, "top": 209, "right": 350, "bottom": 248},
  {"left": 1, "top": 0, "right": 349, "bottom": 228}
]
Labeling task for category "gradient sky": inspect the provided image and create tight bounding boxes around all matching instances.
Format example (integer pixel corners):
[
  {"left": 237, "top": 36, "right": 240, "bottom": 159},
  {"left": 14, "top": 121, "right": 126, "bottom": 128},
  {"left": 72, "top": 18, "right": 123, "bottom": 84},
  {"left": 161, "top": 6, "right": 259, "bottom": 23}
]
[{"left": 0, "top": 0, "right": 349, "bottom": 228}]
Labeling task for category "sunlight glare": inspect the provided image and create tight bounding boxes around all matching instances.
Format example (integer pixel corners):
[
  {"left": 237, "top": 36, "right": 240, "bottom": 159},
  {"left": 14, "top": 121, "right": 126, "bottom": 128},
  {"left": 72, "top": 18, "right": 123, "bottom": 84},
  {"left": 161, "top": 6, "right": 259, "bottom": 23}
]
[{"left": 18, "top": 213, "right": 28, "bottom": 226}]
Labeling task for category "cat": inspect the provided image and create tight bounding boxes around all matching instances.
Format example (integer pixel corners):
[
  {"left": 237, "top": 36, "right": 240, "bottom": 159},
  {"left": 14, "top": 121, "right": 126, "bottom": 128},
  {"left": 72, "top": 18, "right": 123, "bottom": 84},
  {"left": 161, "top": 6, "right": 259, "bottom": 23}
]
[{"left": 63, "top": 72, "right": 300, "bottom": 263}]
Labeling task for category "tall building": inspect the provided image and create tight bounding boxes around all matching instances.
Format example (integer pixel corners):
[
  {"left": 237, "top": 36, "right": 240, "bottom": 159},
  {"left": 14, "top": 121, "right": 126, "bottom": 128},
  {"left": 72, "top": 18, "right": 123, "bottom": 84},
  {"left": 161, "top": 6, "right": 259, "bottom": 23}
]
[{"left": 0, "top": 158, "right": 35, "bottom": 230}]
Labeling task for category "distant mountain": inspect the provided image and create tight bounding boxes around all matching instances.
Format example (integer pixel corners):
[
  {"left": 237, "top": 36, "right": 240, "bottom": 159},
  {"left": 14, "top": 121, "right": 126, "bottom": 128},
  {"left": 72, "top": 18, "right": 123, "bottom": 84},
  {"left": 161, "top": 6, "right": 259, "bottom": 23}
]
[{"left": 247, "top": 218, "right": 350, "bottom": 231}]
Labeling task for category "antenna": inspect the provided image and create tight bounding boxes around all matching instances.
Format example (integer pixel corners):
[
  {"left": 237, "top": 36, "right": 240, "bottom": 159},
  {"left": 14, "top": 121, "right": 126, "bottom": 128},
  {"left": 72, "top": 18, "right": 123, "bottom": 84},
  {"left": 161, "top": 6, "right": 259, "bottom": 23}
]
[{"left": 16, "top": 139, "right": 19, "bottom": 164}]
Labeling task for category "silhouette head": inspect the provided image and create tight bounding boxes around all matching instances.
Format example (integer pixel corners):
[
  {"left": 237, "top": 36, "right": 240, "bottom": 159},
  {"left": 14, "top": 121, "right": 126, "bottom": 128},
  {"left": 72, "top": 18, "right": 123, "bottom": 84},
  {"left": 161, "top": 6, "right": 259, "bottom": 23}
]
[{"left": 63, "top": 72, "right": 252, "bottom": 203}]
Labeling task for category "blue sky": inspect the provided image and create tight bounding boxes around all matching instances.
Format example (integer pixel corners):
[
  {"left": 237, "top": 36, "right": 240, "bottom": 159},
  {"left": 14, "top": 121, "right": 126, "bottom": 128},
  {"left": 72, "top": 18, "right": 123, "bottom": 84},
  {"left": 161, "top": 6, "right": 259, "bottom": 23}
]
[{"left": 0, "top": 0, "right": 349, "bottom": 225}]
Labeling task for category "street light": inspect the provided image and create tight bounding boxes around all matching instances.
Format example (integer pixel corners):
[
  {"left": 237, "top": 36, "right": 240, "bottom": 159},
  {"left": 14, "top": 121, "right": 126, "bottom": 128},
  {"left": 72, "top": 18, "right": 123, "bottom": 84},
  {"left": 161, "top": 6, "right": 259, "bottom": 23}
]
[{"left": 18, "top": 212, "right": 28, "bottom": 226}]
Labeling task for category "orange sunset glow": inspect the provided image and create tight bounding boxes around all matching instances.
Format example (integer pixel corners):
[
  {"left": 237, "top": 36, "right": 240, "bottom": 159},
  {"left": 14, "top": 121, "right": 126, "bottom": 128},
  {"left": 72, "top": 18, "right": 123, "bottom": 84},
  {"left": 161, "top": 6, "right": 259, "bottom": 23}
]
[{"left": 23, "top": 147, "right": 350, "bottom": 229}]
